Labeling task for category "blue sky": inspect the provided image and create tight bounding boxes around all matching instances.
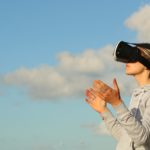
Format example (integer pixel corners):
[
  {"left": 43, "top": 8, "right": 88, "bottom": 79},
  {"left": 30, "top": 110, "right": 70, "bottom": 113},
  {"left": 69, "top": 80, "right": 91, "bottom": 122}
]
[{"left": 0, "top": 0, "right": 150, "bottom": 150}]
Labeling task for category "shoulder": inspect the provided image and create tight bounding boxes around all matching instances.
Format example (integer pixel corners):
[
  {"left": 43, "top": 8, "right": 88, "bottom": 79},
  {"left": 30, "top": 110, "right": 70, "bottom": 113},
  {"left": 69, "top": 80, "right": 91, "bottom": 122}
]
[{"left": 143, "top": 90, "right": 150, "bottom": 107}]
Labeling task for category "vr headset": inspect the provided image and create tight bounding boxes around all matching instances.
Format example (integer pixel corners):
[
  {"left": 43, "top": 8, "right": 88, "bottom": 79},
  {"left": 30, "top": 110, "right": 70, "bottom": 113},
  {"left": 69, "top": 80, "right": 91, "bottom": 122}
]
[{"left": 113, "top": 41, "right": 150, "bottom": 69}]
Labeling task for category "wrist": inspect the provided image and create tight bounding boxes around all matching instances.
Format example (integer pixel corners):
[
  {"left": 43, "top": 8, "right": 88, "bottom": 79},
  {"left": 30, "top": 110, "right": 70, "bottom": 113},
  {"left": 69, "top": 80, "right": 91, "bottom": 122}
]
[
  {"left": 98, "top": 107, "right": 108, "bottom": 113},
  {"left": 111, "top": 99, "right": 122, "bottom": 107}
]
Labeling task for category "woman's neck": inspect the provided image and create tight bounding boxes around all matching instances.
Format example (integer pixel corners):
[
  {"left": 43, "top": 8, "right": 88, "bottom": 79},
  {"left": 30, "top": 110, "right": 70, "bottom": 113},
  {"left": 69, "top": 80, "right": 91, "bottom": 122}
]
[{"left": 134, "top": 71, "right": 150, "bottom": 87}]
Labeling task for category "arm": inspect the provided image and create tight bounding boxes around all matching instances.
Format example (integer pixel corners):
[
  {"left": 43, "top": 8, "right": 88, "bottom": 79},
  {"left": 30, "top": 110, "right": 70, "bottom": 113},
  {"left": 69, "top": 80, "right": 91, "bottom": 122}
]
[
  {"left": 93, "top": 79, "right": 150, "bottom": 146},
  {"left": 114, "top": 98, "right": 150, "bottom": 147},
  {"left": 100, "top": 109, "right": 124, "bottom": 141}
]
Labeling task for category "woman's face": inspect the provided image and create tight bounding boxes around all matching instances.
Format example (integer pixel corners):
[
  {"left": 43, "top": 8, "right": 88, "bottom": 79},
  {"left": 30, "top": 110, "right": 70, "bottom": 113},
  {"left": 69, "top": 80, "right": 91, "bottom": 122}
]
[{"left": 125, "top": 62, "right": 146, "bottom": 76}]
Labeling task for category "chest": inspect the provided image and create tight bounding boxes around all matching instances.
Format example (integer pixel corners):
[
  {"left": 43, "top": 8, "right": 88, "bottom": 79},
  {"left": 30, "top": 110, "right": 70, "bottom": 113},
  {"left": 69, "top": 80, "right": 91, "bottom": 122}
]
[{"left": 129, "top": 93, "right": 146, "bottom": 120}]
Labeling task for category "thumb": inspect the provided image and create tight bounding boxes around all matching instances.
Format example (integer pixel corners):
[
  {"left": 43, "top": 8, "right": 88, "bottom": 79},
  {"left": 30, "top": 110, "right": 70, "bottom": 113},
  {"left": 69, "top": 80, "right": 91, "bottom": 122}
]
[{"left": 113, "top": 78, "right": 120, "bottom": 93}]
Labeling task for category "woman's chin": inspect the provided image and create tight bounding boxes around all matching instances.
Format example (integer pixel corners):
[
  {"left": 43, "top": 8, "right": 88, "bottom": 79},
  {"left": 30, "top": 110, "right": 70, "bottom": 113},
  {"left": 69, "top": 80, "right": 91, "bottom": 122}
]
[{"left": 125, "top": 70, "right": 134, "bottom": 75}]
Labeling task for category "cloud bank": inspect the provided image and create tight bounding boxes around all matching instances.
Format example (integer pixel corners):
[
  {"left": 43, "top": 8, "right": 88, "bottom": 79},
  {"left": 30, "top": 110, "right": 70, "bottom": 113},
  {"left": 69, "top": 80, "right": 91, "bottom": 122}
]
[{"left": 3, "top": 45, "right": 131, "bottom": 100}]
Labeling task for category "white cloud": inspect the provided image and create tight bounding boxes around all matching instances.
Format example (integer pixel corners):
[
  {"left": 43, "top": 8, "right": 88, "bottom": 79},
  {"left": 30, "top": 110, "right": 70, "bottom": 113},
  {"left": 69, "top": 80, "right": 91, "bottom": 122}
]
[
  {"left": 125, "top": 4, "right": 150, "bottom": 42},
  {"left": 2, "top": 44, "right": 136, "bottom": 100},
  {"left": 81, "top": 122, "right": 110, "bottom": 136},
  {"left": 58, "top": 48, "right": 105, "bottom": 73}
]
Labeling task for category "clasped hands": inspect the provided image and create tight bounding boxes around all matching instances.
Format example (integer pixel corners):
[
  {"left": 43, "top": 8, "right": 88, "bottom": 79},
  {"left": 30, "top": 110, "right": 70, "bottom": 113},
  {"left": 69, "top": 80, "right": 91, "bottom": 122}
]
[{"left": 85, "top": 78, "right": 122, "bottom": 113}]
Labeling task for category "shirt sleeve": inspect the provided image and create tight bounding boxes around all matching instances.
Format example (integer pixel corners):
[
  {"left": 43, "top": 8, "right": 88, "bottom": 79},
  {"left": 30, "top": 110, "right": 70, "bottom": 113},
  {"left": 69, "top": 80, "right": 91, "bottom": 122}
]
[
  {"left": 114, "top": 98, "right": 150, "bottom": 147},
  {"left": 100, "top": 109, "right": 124, "bottom": 141}
]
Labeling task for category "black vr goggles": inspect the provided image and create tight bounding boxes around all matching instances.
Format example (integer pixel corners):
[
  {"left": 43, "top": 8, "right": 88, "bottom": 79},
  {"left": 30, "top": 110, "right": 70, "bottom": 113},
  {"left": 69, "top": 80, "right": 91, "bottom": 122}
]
[{"left": 113, "top": 41, "right": 150, "bottom": 69}]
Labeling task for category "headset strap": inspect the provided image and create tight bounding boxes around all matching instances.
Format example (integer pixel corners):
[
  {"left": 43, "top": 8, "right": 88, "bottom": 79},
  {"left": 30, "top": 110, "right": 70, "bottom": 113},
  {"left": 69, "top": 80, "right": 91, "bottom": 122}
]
[
  {"left": 138, "top": 56, "right": 150, "bottom": 69},
  {"left": 123, "top": 41, "right": 150, "bottom": 69}
]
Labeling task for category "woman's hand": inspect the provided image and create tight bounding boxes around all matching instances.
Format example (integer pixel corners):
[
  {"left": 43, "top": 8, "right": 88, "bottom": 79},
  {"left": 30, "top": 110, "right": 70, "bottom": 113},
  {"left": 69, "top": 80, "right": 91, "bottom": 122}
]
[
  {"left": 93, "top": 78, "right": 122, "bottom": 107},
  {"left": 85, "top": 88, "right": 107, "bottom": 113}
]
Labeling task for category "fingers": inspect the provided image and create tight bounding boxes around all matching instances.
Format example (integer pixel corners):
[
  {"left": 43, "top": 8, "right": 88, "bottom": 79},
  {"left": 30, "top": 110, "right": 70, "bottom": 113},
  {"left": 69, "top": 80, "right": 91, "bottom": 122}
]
[
  {"left": 93, "top": 80, "right": 103, "bottom": 92},
  {"left": 85, "top": 79, "right": 120, "bottom": 107},
  {"left": 89, "top": 88, "right": 103, "bottom": 99},
  {"left": 85, "top": 80, "right": 114, "bottom": 102},
  {"left": 85, "top": 91, "right": 95, "bottom": 106},
  {"left": 93, "top": 80, "right": 112, "bottom": 95},
  {"left": 85, "top": 89, "right": 96, "bottom": 100},
  {"left": 85, "top": 89, "right": 103, "bottom": 105},
  {"left": 93, "top": 80, "right": 105, "bottom": 93},
  {"left": 85, "top": 98, "right": 92, "bottom": 104},
  {"left": 89, "top": 88, "right": 98, "bottom": 95},
  {"left": 87, "top": 88, "right": 106, "bottom": 101}
]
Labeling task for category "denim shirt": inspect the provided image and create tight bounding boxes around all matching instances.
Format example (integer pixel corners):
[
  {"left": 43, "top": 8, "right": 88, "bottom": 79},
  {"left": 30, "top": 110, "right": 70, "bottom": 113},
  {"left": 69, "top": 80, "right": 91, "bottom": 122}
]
[{"left": 101, "top": 85, "right": 150, "bottom": 150}]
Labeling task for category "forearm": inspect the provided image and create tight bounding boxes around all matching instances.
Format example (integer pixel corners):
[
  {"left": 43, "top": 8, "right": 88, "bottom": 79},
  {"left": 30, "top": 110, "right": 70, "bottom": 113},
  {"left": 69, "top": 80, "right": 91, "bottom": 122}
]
[
  {"left": 113, "top": 102, "right": 150, "bottom": 146},
  {"left": 100, "top": 109, "right": 123, "bottom": 141}
]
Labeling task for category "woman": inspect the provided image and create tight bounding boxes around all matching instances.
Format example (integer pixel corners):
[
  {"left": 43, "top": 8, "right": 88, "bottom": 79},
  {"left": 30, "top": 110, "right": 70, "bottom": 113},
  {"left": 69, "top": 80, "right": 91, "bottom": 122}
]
[{"left": 85, "top": 41, "right": 150, "bottom": 150}]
